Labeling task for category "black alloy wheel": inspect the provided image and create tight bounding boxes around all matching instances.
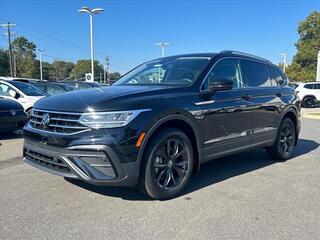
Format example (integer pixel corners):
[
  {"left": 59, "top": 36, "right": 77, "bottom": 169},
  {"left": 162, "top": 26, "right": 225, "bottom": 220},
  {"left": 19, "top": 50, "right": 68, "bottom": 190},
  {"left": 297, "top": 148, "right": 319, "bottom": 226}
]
[
  {"left": 267, "top": 118, "right": 296, "bottom": 161},
  {"left": 153, "top": 138, "right": 188, "bottom": 190},
  {"left": 139, "top": 128, "right": 194, "bottom": 200}
]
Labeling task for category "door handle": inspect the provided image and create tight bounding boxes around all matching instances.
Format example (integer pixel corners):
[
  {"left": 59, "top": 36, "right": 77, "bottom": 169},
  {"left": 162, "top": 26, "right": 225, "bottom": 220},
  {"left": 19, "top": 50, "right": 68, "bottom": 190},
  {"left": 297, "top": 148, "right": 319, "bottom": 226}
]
[
  {"left": 241, "top": 94, "right": 252, "bottom": 101},
  {"left": 276, "top": 92, "right": 282, "bottom": 97}
]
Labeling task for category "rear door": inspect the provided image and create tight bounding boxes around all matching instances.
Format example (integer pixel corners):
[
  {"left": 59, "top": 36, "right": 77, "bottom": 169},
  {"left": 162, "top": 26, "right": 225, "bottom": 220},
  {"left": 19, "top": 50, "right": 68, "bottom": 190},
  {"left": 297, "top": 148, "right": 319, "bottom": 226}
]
[{"left": 239, "top": 59, "right": 281, "bottom": 145}]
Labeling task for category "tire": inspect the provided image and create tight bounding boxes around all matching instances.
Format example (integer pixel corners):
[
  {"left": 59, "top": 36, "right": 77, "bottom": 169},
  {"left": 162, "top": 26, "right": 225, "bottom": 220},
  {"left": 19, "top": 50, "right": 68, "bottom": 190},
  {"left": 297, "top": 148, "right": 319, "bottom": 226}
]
[
  {"left": 267, "top": 118, "right": 296, "bottom": 161},
  {"left": 302, "top": 96, "right": 316, "bottom": 108},
  {"left": 138, "top": 128, "right": 194, "bottom": 200}
]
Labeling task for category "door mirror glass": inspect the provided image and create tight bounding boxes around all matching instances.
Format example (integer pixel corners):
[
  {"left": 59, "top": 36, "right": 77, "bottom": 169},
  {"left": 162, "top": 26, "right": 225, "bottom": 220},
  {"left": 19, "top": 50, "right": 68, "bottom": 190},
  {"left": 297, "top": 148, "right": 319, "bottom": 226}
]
[
  {"left": 8, "top": 89, "right": 19, "bottom": 98},
  {"left": 209, "top": 79, "right": 234, "bottom": 92}
]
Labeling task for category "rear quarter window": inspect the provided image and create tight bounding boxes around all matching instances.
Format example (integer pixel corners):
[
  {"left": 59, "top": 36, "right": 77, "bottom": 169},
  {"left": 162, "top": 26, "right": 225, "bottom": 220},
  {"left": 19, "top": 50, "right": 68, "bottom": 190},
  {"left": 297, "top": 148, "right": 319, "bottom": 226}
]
[{"left": 304, "top": 84, "right": 314, "bottom": 89}]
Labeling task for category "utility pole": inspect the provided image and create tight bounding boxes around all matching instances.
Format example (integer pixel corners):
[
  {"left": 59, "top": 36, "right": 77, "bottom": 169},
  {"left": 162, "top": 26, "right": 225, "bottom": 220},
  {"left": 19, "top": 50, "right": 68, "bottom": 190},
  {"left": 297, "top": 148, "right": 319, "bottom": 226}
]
[
  {"left": 37, "top": 49, "right": 45, "bottom": 80},
  {"left": 155, "top": 42, "right": 170, "bottom": 57},
  {"left": 104, "top": 56, "right": 109, "bottom": 84},
  {"left": 280, "top": 52, "right": 287, "bottom": 73},
  {"left": 0, "top": 23, "right": 16, "bottom": 77}
]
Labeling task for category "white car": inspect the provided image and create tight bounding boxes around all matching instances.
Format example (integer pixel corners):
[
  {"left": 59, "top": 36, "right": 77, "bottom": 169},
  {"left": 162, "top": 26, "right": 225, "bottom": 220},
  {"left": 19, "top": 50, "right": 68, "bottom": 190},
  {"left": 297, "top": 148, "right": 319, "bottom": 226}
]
[
  {"left": 0, "top": 80, "right": 47, "bottom": 114},
  {"left": 295, "top": 82, "right": 320, "bottom": 108}
]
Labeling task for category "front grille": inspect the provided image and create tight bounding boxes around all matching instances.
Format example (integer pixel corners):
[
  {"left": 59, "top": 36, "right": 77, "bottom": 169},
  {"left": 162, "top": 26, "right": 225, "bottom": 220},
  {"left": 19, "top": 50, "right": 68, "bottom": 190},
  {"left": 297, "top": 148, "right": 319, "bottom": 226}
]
[
  {"left": 24, "top": 149, "right": 71, "bottom": 173},
  {"left": 29, "top": 109, "right": 89, "bottom": 134}
]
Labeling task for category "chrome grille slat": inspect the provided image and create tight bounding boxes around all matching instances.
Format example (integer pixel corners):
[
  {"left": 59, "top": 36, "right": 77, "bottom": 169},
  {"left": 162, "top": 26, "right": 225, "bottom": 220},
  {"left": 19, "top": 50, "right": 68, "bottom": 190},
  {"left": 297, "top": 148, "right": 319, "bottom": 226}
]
[
  {"left": 48, "top": 124, "right": 88, "bottom": 129},
  {"left": 29, "top": 109, "right": 89, "bottom": 135},
  {"left": 50, "top": 117, "right": 79, "bottom": 122}
]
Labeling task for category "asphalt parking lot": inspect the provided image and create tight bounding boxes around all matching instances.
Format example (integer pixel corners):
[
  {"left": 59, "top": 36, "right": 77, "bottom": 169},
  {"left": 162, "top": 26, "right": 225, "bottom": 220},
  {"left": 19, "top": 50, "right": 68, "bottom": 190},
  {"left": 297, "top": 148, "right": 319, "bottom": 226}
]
[{"left": 1, "top": 112, "right": 320, "bottom": 240}]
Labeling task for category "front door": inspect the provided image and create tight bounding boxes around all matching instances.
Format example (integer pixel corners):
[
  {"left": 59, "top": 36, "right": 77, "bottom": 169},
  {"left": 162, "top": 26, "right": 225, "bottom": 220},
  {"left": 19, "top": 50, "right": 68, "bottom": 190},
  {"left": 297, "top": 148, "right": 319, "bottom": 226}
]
[{"left": 200, "top": 58, "right": 253, "bottom": 163}]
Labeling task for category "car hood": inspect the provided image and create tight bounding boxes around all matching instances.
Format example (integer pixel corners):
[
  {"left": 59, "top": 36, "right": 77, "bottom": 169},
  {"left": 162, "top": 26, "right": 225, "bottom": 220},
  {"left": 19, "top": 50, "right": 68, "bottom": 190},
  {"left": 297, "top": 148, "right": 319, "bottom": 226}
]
[
  {"left": 0, "top": 97, "right": 24, "bottom": 110},
  {"left": 34, "top": 85, "right": 184, "bottom": 112}
]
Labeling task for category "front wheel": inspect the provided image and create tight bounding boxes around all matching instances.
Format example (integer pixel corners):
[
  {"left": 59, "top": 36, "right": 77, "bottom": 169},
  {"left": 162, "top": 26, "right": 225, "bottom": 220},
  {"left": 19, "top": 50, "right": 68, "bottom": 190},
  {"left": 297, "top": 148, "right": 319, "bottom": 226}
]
[
  {"left": 139, "top": 128, "right": 194, "bottom": 200},
  {"left": 267, "top": 118, "right": 296, "bottom": 161}
]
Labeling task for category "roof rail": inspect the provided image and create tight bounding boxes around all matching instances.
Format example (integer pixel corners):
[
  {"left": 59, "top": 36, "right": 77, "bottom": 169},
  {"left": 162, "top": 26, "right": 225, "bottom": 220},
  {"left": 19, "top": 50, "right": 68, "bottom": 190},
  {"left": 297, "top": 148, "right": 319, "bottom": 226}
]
[{"left": 219, "top": 50, "right": 272, "bottom": 64}]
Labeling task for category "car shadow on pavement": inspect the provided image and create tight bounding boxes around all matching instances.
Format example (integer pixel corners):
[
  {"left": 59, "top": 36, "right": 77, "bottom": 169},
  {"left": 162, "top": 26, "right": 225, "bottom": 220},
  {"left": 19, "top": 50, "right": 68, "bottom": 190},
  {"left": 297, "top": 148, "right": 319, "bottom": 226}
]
[
  {"left": 185, "top": 138, "right": 319, "bottom": 196},
  {"left": 66, "top": 138, "right": 319, "bottom": 201}
]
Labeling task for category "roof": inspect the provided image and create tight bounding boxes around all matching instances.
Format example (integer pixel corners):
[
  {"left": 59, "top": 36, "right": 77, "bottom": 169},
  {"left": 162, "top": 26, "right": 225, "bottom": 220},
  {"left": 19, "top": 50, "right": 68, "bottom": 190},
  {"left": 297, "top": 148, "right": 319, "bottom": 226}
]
[{"left": 151, "top": 50, "right": 273, "bottom": 66}]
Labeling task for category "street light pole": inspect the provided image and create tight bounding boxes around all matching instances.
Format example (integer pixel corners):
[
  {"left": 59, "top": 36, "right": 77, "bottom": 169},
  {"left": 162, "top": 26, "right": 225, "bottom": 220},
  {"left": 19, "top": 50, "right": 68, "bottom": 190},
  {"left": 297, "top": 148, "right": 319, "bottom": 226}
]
[
  {"left": 38, "top": 49, "right": 45, "bottom": 80},
  {"left": 78, "top": 6, "right": 104, "bottom": 81},
  {"left": 280, "top": 52, "right": 287, "bottom": 73},
  {"left": 155, "top": 43, "right": 171, "bottom": 57},
  {"left": 89, "top": 13, "right": 94, "bottom": 81}
]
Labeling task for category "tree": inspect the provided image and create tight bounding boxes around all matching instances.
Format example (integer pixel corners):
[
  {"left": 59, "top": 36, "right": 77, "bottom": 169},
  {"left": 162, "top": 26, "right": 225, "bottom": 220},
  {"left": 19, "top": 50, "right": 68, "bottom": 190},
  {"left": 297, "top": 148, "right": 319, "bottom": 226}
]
[
  {"left": 286, "top": 11, "right": 320, "bottom": 82},
  {"left": 72, "top": 59, "right": 104, "bottom": 80},
  {"left": 50, "top": 61, "right": 74, "bottom": 80},
  {"left": 12, "top": 37, "right": 39, "bottom": 78},
  {"left": 109, "top": 72, "right": 121, "bottom": 81},
  {"left": 0, "top": 49, "right": 10, "bottom": 76}
]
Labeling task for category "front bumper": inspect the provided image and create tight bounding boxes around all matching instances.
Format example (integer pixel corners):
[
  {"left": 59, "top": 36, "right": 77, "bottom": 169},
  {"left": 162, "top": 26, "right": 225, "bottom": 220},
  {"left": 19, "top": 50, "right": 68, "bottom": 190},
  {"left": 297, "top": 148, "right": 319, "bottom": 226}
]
[{"left": 23, "top": 139, "right": 139, "bottom": 187}]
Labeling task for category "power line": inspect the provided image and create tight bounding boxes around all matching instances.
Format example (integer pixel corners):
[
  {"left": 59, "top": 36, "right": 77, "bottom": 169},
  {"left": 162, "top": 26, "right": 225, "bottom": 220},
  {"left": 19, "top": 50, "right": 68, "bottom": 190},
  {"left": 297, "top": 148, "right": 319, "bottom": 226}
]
[{"left": 0, "top": 17, "right": 140, "bottom": 66}]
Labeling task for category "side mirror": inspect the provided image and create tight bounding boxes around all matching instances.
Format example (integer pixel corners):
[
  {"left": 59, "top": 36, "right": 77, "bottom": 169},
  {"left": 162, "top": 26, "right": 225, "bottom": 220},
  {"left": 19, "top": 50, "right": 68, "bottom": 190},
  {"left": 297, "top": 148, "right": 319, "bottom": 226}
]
[
  {"left": 209, "top": 79, "right": 234, "bottom": 92},
  {"left": 9, "top": 89, "right": 20, "bottom": 99},
  {"left": 14, "top": 92, "right": 21, "bottom": 99}
]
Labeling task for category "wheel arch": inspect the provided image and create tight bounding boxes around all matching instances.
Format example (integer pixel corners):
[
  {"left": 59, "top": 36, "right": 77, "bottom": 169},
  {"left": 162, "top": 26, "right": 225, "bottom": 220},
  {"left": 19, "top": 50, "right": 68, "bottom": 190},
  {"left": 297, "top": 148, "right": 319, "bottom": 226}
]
[
  {"left": 137, "top": 114, "right": 202, "bottom": 177},
  {"left": 279, "top": 107, "right": 300, "bottom": 146}
]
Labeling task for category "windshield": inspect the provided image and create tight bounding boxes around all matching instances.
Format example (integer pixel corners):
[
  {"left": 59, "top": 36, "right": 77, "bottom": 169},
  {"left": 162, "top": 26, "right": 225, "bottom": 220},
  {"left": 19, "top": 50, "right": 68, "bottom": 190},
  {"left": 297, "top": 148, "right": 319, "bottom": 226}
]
[
  {"left": 114, "top": 57, "right": 211, "bottom": 86},
  {"left": 9, "top": 81, "right": 46, "bottom": 96}
]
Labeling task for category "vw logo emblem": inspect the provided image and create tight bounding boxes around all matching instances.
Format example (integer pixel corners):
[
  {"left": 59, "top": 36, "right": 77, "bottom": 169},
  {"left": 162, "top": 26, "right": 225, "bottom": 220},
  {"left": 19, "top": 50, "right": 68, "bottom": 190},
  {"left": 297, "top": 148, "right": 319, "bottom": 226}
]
[
  {"left": 10, "top": 109, "right": 16, "bottom": 116},
  {"left": 41, "top": 113, "right": 50, "bottom": 128}
]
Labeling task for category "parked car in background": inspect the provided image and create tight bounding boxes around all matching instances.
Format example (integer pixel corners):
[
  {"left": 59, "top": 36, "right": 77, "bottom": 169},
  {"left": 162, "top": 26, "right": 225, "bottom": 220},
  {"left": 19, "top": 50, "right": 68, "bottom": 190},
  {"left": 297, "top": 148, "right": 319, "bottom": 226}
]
[
  {"left": 29, "top": 82, "right": 76, "bottom": 95},
  {"left": 0, "top": 97, "right": 28, "bottom": 133},
  {"left": 295, "top": 82, "right": 320, "bottom": 108},
  {"left": 12, "top": 79, "right": 77, "bottom": 95},
  {"left": 62, "top": 81, "right": 101, "bottom": 90},
  {"left": 23, "top": 51, "right": 300, "bottom": 200},
  {"left": 0, "top": 80, "right": 47, "bottom": 115}
]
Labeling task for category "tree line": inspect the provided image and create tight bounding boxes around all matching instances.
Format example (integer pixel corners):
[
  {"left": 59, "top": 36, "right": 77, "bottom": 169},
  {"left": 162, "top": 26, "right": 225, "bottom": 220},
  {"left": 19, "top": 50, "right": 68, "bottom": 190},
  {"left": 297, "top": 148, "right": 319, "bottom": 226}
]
[
  {"left": 0, "top": 36, "right": 121, "bottom": 82},
  {"left": 286, "top": 11, "right": 320, "bottom": 82}
]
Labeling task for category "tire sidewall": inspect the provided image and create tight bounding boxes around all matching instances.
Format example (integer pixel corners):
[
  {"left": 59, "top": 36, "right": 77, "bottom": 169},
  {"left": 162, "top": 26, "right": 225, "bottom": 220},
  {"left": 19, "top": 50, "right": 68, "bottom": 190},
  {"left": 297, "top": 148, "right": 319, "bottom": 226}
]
[
  {"left": 143, "top": 128, "right": 194, "bottom": 200},
  {"left": 303, "top": 96, "right": 315, "bottom": 108},
  {"left": 275, "top": 118, "right": 296, "bottom": 160}
]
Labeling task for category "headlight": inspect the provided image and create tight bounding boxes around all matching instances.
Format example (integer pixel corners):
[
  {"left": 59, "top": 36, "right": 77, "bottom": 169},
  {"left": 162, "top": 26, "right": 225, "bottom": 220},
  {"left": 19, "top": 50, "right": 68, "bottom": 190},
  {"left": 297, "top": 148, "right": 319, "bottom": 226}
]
[{"left": 79, "top": 109, "right": 150, "bottom": 129}]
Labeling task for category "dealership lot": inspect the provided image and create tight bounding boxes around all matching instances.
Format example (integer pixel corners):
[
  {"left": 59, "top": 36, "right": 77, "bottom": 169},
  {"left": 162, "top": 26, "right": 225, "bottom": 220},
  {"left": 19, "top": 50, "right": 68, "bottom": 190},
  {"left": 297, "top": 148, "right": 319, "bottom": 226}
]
[{"left": 1, "top": 115, "right": 320, "bottom": 239}]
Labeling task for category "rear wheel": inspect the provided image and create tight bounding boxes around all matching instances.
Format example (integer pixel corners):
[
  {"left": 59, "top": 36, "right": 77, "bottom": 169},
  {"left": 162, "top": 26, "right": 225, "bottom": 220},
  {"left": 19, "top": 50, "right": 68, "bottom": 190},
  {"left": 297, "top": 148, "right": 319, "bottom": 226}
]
[
  {"left": 139, "top": 128, "right": 194, "bottom": 200},
  {"left": 302, "top": 96, "right": 316, "bottom": 108},
  {"left": 267, "top": 118, "right": 296, "bottom": 161}
]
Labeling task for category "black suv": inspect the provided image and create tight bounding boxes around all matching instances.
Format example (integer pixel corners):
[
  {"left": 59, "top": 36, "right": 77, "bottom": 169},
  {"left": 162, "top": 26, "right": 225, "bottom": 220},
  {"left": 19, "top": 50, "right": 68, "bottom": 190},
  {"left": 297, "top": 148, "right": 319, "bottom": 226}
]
[{"left": 23, "top": 51, "right": 301, "bottom": 199}]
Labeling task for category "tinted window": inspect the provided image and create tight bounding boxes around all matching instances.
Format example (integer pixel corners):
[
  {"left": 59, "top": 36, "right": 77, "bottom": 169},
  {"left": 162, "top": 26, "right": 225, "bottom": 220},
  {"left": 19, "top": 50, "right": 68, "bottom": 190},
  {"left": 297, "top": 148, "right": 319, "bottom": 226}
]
[
  {"left": 241, "top": 60, "right": 272, "bottom": 87},
  {"left": 9, "top": 81, "right": 46, "bottom": 96},
  {"left": 33, "top": 83, "right": 46, "bottom": 92},
  {"left": 204, "top": 59, "right": 243, "bottom": 89},
  {"left": 314, "top": 84, "right": 320, "bottom": 89},
  {"left": 269, "top": 67, "right": 285, "bottom": 86},
  {"left": 304, "top": 84, "right": 314, "bottom": 89},
  {"left": 78, "top": 83, "right": 91, "bottom": 89},
  {"left": 47, "top": 84, "right": 67, "bottom": 95}
]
